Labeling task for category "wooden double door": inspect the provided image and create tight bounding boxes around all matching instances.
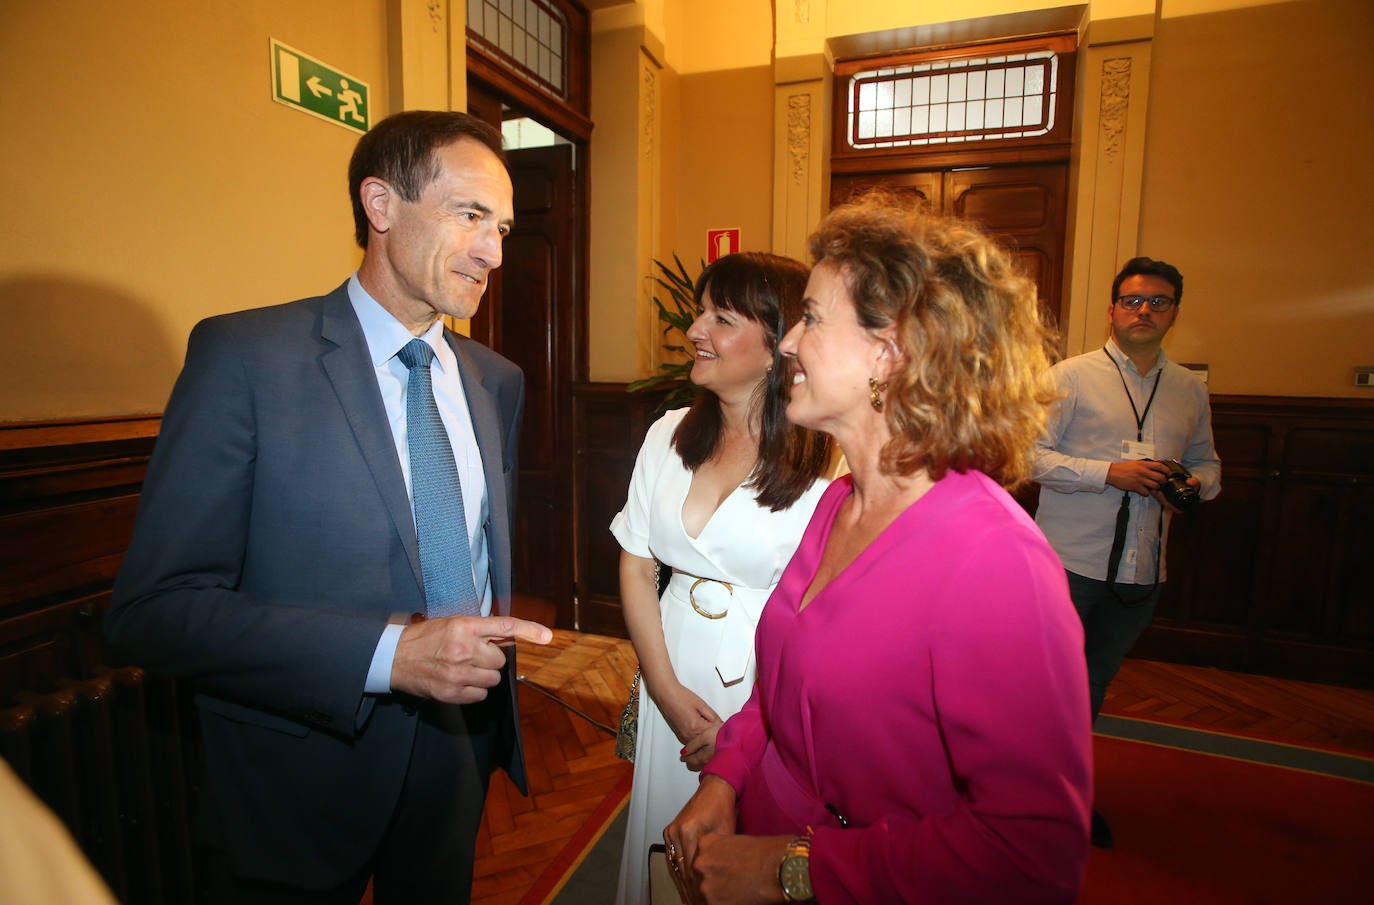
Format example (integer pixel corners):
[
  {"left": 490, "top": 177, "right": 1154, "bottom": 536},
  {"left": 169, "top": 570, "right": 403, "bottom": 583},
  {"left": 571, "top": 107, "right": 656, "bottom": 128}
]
[{"left": 831, "top": 163, "right": 1069, "bottom": 328}]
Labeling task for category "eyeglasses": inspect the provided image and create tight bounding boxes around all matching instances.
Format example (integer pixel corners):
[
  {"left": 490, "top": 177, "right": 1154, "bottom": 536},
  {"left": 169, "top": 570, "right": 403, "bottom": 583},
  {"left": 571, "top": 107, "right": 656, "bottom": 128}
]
[{"left": 1115, "top": 295, "right": 1177, "bottom": 312}]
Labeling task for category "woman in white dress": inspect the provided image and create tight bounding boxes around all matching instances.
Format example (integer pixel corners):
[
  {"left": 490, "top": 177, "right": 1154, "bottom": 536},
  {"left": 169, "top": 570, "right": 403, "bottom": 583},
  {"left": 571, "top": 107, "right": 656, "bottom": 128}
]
[{"left": 612, "top": 252, "right": 832, "bottom": 905}]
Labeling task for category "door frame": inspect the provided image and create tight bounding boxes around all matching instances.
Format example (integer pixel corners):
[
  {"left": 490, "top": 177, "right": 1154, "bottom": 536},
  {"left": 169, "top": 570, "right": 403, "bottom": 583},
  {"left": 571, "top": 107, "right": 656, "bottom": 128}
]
[{"left": 467, "top": 76, "right": 589, "bottom": 630}]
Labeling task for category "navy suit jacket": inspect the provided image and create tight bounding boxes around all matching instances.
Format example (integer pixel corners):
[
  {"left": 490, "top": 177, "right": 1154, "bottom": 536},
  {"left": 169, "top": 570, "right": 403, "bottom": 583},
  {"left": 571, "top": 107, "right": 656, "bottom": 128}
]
[{"left": 107, "top": 281, "right": 525, "bottom": 886}]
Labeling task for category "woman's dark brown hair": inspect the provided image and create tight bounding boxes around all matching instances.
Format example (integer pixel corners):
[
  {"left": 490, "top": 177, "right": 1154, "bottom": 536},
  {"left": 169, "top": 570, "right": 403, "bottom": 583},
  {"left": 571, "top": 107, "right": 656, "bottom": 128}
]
[{"left": 672, "top": 252, "right": 832, "bottom": 510}]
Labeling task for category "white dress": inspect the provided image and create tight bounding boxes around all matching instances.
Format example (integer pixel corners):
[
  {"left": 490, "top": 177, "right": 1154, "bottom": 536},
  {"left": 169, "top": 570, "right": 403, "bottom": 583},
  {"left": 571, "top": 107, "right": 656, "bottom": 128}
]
[{"left": 610, "top": 408, "right": 828, "bottom": 905}]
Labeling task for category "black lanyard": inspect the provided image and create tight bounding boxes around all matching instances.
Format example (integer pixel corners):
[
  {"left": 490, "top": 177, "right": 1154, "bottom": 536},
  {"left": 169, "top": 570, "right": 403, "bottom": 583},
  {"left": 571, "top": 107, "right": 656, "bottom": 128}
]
[
  {"left": 1104, "top": 349, "right": 1164, "bottom": 603},
  {"left": 1105, "top": 348, "right": 1162, "bottom": 442}
]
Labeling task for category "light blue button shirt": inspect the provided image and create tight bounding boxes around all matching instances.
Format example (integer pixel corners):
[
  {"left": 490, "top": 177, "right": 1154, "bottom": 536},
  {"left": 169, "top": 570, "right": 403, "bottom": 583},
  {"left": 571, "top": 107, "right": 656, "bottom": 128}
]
[
  {"left": 348, "top": 275, "right": 493, "bottom": 694},
  {"left": 1032, "top": 338, "right": 1221, "bottom": 584}
]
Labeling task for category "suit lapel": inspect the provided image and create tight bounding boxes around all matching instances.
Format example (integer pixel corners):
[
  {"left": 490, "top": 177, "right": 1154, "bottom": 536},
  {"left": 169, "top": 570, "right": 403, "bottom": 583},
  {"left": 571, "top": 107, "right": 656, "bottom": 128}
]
[
  {"left": 446, "top": 332, "right": 513, "bottom": 615},
  {"left": 318, "top": 285, "right": 425, "bottom": 590}
]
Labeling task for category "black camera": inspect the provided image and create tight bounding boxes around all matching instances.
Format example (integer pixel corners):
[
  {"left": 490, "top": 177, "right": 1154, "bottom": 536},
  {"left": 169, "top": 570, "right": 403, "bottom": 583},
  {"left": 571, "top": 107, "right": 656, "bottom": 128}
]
[{"left": 1154, "top": 458, "right": 1200, "bottom": 512}]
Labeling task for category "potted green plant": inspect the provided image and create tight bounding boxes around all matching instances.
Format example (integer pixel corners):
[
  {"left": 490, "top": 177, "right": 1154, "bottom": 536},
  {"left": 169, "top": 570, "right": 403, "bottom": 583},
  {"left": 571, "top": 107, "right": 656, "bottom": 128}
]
[{"left": 627, "top": 254, "right": 701, "bottom": 414}]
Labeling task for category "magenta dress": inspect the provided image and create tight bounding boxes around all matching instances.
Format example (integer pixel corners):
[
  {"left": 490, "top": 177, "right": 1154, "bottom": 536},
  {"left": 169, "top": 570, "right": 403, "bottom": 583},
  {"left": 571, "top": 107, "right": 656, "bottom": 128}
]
[{"left": 703, "top": 470, "right": 1092, "bottom": 905}]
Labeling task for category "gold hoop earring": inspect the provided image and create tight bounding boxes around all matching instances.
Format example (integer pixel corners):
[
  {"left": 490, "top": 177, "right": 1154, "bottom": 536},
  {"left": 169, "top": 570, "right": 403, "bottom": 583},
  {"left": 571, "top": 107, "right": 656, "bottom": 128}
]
[{"left": 869, "top": 376, "right": 888, "bottom": 412}]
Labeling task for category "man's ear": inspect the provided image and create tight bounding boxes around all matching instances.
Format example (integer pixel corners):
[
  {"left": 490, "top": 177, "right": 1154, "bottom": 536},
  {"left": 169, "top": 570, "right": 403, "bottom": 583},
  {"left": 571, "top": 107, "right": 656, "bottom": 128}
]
[{"left": 359, "top": 177, "right": 393, "bottom": 237}]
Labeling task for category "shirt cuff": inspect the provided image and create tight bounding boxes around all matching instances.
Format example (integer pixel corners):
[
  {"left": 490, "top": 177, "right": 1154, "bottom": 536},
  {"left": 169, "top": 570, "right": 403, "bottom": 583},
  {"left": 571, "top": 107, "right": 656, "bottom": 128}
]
[
  {"left": 365, "top": 622, "right": 406, "bottom": 694},
  {"left": 1084, "top": 459, "right": 1111, "bottom": 492}
]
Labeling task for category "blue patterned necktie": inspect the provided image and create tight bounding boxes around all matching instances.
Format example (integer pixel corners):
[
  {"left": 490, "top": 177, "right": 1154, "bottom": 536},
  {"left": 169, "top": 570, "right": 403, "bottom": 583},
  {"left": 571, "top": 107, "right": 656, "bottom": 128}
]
[{"left": 397, "top": 338, "right": 481, "bottom": 618}]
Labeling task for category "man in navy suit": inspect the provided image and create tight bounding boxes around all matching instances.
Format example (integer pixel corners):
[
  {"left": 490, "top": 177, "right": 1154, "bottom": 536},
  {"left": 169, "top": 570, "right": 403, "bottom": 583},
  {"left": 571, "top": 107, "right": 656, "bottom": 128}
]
[{"left": 107, "top": 110, "right": 552, "bottom": 904}]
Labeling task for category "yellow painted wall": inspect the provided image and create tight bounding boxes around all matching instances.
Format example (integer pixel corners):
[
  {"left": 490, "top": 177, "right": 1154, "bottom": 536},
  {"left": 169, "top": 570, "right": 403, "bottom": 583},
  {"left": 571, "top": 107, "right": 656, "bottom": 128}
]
[
  {"left": 587, "top": 0, "right": 776, "bottom": 382},
  {"left": 3, "top": 0, "right": 1369, "bottom": 414},
  {"left": 1134, "top": 0, "right": 1374, "bottom": 395},
  {"left": 694, "top": 0, "right": 1374, "bottom": 397},
  {"left": 670, "top": 1, "right": 776, "bottom": 270},
  {"left": 588, "top": 22, "right": 655, "bottom": 383},
  {"left": 670, "top": 64, "right": 776, "bottom": 268},
  {"left": 0, "top": 0, "right": 385, "bottom": 421}
]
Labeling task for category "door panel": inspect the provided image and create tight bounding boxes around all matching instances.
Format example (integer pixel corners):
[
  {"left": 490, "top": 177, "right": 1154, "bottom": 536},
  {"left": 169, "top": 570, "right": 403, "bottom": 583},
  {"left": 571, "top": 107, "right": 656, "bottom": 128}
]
[
  {"left": 829, "top": 164, "right": 1068, "bottom": 328},
  {"left": 495, "top": 144, "right": 575, "bottom": 611},
  {"left": 946, "top": 165, "right": 1068, "bottom": 326},
  {"left": 830, "top": 171, "right": 941, "bottom": 212}
]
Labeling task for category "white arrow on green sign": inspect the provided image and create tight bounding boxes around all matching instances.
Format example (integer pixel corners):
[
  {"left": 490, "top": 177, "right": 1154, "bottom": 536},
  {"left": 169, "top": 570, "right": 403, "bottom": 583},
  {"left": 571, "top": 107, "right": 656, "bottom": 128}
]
[{"left": 270, "top": 39, "right": 370, "bottom": 134}]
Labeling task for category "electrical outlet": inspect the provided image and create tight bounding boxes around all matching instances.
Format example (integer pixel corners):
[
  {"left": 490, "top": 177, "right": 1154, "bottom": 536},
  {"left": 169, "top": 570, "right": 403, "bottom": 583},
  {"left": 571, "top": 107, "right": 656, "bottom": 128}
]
[
  {"left": 1181, "top": 363, "right": 1208, "bottom": 384},
  {"left": 1356, "top": 367, "right": 1374, "bottom": 388}
]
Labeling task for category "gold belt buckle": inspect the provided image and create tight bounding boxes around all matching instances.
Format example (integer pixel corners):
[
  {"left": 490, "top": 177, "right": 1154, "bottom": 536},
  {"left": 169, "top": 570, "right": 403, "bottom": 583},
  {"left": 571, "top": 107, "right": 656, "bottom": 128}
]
[{"left": 689, "top": 577, "right": 733, "bottom": 619}]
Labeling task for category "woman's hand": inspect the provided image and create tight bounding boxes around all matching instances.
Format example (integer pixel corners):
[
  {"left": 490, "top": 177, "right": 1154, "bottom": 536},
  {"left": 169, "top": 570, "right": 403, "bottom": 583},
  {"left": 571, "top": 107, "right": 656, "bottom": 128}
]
[
  {"left": 656, "top": 682, "right": 722, "bottom": 748},
  {"left": 681, "top": 721, "right": 722, "bottom": 771},
  {"left": 692, "top": 833, "right": 794, "bottom": 905},
  {"left": 665, "top": 776, "right": 737, "bottom": 884}
]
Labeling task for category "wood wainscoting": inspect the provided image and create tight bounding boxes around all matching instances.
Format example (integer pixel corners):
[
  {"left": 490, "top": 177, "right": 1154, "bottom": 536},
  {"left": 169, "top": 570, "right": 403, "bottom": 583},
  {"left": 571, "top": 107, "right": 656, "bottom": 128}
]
[
  {"left": 570, "top": 383, "right": 666, "bottom": 638},
  {"left": 0, "top": 416, "right": 200, "bottom": 904},
  {"left": 1142, "top": 394, "right": 1374, "bottom": 687},
  {"left": 0, "top": 417, "right": 158, "bottom": 696}
]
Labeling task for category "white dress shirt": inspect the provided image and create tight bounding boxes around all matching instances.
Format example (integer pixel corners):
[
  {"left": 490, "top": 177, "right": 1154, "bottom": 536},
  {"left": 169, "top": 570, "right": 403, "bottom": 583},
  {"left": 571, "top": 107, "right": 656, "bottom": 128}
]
[
  {"left": 348, "top": 275, "right": 492, "bottom": 693},
  {"left": 1033, "top": 337, "right": 1221, "bottom": 584}
]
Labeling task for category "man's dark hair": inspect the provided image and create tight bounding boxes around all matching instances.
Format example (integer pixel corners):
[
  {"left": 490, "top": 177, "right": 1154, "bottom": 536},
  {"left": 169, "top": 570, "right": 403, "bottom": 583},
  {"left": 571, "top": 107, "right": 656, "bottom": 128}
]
[
  {"left": 1111, "top": 256, "right": 1184, "bottom": 305},
  {"left": 348, "top": 110, "right": 507, "bottom": 248}
]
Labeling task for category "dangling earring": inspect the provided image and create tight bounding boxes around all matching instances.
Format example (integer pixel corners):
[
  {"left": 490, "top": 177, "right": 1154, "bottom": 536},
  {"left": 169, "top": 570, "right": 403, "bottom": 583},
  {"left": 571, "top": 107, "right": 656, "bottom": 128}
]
[{"left": 869, "top": 376, "right": 889, "bottom": 412}]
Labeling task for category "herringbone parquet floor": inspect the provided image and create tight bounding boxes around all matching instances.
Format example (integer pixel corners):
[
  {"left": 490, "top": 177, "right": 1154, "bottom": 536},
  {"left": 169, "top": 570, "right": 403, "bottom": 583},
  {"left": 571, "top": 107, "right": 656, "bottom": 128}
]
[
  {"left": 465, "top": 618, "right": 1374, "bottom": 905},
  {"left": 471, "top": 627, "right": 638, "bottom": 905}
]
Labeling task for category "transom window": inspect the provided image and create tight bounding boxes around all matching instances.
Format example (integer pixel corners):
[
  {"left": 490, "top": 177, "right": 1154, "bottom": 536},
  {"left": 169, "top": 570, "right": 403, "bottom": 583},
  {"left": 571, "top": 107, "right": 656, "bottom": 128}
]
[
  {"left": 467, "top": 0, "right": 567, "bottom": 99},
  {"left": 846, "top": 51, "right": 1059, "bottom": 149}
]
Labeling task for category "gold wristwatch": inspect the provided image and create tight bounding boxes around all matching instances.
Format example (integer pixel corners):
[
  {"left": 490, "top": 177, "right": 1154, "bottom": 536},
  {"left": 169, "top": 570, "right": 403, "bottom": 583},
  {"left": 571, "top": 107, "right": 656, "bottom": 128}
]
[{"left": 778, "top": 834, "right": 816, "bottom": 904}]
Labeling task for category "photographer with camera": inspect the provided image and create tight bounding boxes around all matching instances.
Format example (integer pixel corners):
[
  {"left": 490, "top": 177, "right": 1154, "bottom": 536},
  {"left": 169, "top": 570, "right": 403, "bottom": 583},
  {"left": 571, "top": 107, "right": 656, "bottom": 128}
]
[{"left": 1032, "top": 256, "right": 1221, "bottom": 848}]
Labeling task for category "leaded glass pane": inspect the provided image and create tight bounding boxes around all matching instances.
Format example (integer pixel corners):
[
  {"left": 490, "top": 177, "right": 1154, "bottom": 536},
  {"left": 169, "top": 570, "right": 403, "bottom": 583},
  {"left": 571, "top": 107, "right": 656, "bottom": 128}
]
[
  {"left": 949, "top": 72, "right": 967, "bottom": 104},
  {"left": 894, "top": 107, "right": 911, "bottom": 136},
  {"left": 858, "top": 81, "right": 877, "bottom": 112},
  {"left": 1005, "top": 96, "right": 1024, "bottom": 127},
  {"left": 929, "top": 104, "right": 947, "bottom": 133},
  {"left": 1006, "top": 67, "right": 1025, "bottom": 97},
  {"left": 857, "top": 110, "right": 876, "bottom": 141}
]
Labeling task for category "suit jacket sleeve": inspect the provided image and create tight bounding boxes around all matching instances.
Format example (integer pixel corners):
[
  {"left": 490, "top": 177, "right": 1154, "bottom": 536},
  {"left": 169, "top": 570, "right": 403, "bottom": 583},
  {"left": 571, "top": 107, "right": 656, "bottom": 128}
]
[{"left": 107, "top": 313, "right": 389, "bottom": 737}]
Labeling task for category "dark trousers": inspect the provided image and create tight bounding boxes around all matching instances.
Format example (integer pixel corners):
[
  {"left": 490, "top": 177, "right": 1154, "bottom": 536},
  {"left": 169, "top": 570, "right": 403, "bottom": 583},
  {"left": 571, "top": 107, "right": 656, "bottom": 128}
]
[
  {"left": 204, "top": 696, "right": 500, "bottom": 905},
  {"left": 1065, "top": 570, "right": 1162, "bottom": 722}
]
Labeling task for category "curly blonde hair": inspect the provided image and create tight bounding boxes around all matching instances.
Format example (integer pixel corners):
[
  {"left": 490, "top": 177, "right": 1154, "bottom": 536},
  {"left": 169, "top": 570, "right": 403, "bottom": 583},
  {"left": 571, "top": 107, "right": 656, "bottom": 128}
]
[{"left": 808, "top": 192, "right": 1060, "bottom": 488}]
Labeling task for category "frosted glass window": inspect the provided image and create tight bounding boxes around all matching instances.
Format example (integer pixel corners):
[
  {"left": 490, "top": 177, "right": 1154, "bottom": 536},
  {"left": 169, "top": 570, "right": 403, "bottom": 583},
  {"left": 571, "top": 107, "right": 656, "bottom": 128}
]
[
  {"left": 845, "top": 51, "right": 1058, "bottom": 148},
  {"left": 467, "top": 0, "right": 567, "bottom": 99}
]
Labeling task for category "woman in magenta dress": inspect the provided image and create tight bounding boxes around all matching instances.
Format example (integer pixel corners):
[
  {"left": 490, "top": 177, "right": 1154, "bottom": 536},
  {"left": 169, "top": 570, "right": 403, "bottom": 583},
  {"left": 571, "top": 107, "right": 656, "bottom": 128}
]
[{"left": 664, "top": 197, "right": 1093, "bottom": 905}]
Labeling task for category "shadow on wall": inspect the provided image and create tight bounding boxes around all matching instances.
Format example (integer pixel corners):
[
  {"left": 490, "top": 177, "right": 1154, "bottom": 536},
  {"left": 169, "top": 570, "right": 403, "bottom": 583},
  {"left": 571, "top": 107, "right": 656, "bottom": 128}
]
[{"left": 0, "top": 275, "right": 181, "bottom": 422}]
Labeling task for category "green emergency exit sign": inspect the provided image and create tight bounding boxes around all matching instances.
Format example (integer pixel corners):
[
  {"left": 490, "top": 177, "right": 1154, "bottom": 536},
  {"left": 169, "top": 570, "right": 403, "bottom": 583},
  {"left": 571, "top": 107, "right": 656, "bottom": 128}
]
[{"left": 270, "top": 39, "right": 370, "bottom": 134}]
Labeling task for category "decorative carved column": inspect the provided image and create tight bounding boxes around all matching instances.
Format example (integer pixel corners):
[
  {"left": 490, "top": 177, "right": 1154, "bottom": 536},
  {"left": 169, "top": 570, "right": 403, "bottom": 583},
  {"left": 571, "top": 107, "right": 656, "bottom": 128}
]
[
  {"left": 386, "top": 0, "right": 455, "bottom": 113},
  {"left": 772, "top": 83, "right": 825, "bottom": 261},
  {"left": 637, "top": 52, "right": 661, "bottom": 379},
  {"left": 587, "top": 14, "right": 664, "bottom": 382},
  {"left": 773, "top": 1, "right": 831, "bottom": 261},
  {"left": 1062, "top": 14, "right": 1155, "bottom": 354}
]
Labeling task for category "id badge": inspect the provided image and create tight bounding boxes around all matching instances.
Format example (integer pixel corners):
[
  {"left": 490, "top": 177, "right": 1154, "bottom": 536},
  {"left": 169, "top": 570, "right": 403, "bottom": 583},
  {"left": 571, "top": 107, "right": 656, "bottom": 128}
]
[{"left": 1120, "top": 440, "right": 1157, "bottom": 461}]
